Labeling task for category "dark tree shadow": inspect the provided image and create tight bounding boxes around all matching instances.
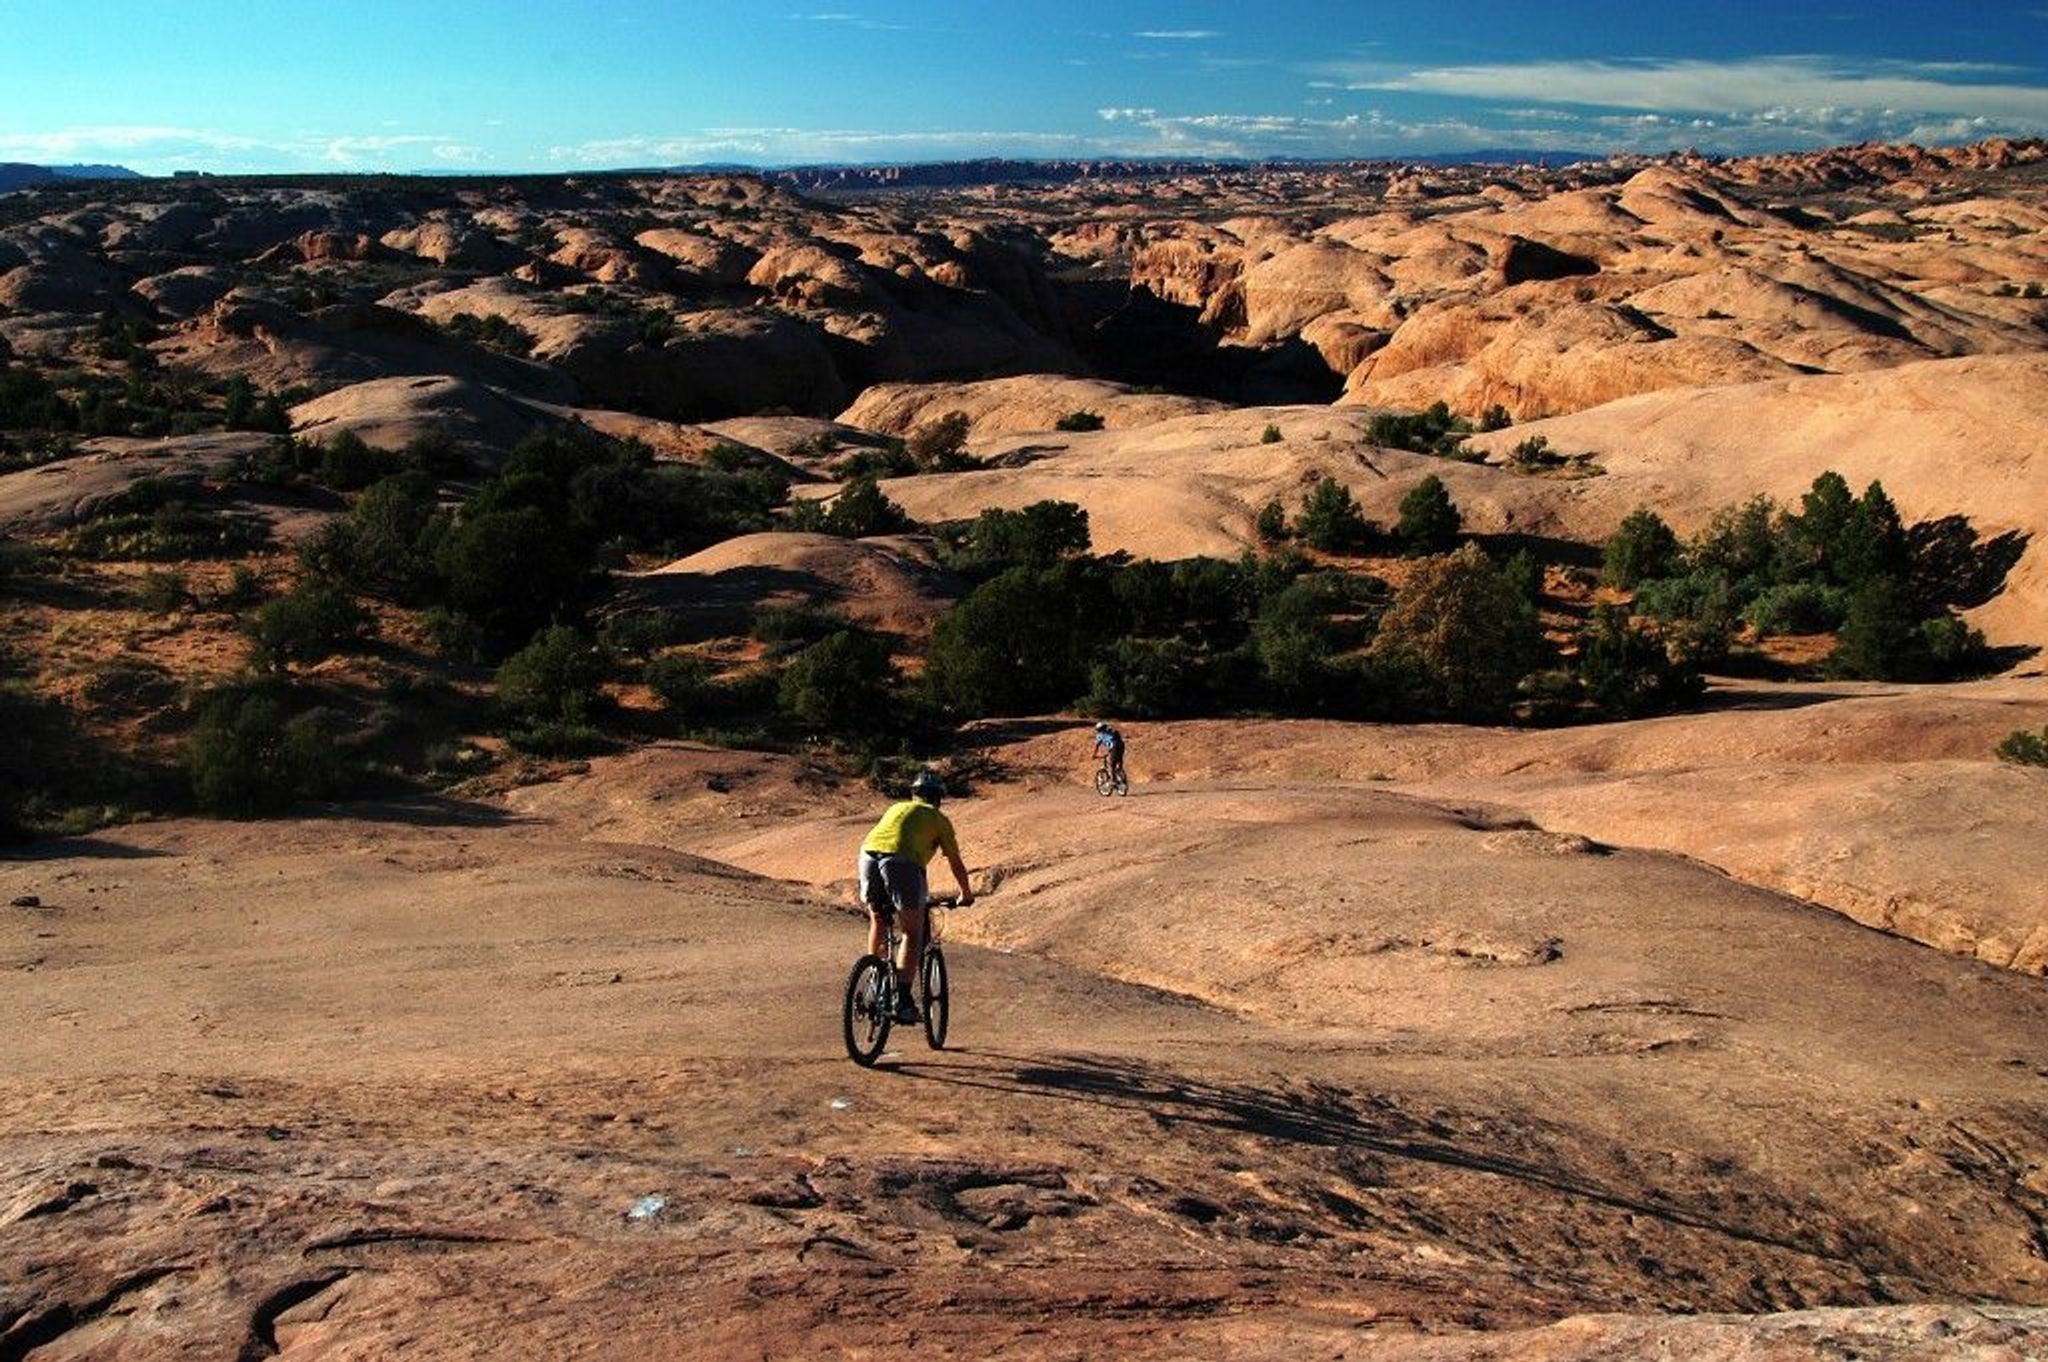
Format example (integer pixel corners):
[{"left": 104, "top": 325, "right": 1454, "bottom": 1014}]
[
  {"left": 316, "top": 795, "right": 530, "bottom": 828},
  {"left": 1908, "top": 519, "right": 2029, "bottom": 612},
  {"left": 0, "top": 836, "right": 172, "bottom": 862},
  {"left": 882, "top": 1050, "right": 1848, "bottom": 1264},
  {"left": 1690, "top": 683, "right": 1896, "bottom": 712}
]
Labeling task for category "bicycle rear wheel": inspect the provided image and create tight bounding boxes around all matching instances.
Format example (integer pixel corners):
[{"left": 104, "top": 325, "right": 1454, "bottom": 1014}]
[
  {"left": 842, "top": 955, "right": 892, "bottom": 1066},
  {"left": 1112, "top": 770, "right": 1129, "bottom": 796},
  {"left": 921, "top": 946, "right": 949, "bottom": 1050}
]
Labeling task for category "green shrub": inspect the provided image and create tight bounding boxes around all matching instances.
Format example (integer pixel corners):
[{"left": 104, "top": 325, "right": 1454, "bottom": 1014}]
[
  {"left": 137, "top": 568, "right": 191, "bottom": 614},
  {"left": 1575, "top": 605, "right": 1702, "bottom": 718},
  {"left": 907, "top": 411, "right": 973, "bottom": 470},
  {"left": 601, "top": 611, "right": 685, "bottom": 660},
  {"left": 422, "top": 606, "right": 486, "bottom": 663},
  {"left": 1920, "top": 611, "right": 1987, "bottom": 675},
  {"left": 1827, "top": 575, "right": 1926, "bottom": 680},
  {"left": 495, "top": 624, "right": 604, "bottom": 728},
  {"left": 1634, "top": 570, "right": 1736, "bottom": 625},
  {"left": 778, "top": 630, "right": 896, "bottom": 735},
  {"left": 751, "top": 602, "right": 847, "bottom": 648},
  {"left": 1603, "top": 508, "right": 1682, "bottom": 589},
  {"left": 645, "top": 653, "right": 718, "bottom": 723},
  {"left": 217, "top": 564, "right": 265, "bottom": 610},
  {"left": 925, "top": 562, "right": 1115, "bottom": 715},
  {"left": 1478, "top": 404, "right": 1512, "bottom": 432},
  {"left": 1254, "top": 499, "right": 1289, "bottom": 544},
  {"left": 1085, "top": 636, "right": 1206, "bottom": 718},
  {"left": 221, "top": 375, "right": 289, "bottom": 433},
  {"left": 187, "top": 688, "right": 348, "bottom": 815},
  {"left": 1252, "top": 580, "right": 1345, "bottom": 703},
  {"left": 1368, "top": 402, "right": 1471, "bottom": 456},
  {"left": 433, "top": 506, "right": 583, "bottom": 643},
  {"left": 1834, "top": 481, "right": 1910, "bottom": 589},
  {"left": 1055, "top": 410, "right": 1106, "bottom": 433},
  {"left": 832, "top": 444, "right": 920, "bottom": 481},
  {"left": 814, "top": 474, "right": 912, "bottom": 538},
  {"left": 1688, "top": 495, "right": 1783, "bottom": 593},
  {"left": 1295, "top": 477, "right": 1371, "bottom": 553},
  {"left": 247, "top": 578, "right": 367, "bottom": 669},
  {"left": 1996, "top": 725, "right": 2048, "bottom": 767},
  {"left": 318, "top": 431, "right": 402, "bottom": 492},
  {"left": 442, "top": 311, "right": 535, "bottom": 357},
  {"left": 949, "top": 500, "right": 1090, "bottom": 573},
  {"left": 1509, "top": 435, "right": 1565, "bottom": 471},
  {"left": 1742, "top": 581, "right": 1848, "bottom": 636},
  {"left": 1633, "top": 570, "right": 1738, "bottom": 668},
  {"left": 1782, "top": 472, "right": 1856, "bottom": 582},
  {"left": 344, "top": 472, "right": 438, "bottom": 597},
  {"left": 1260, "top": 423, "right": 1282, "bottom": 445},
  {"left": 1368, "top": 544, "right": 1543, "bottom": 720},
  {"left": 1396, "top": 475, "right": 1461, "bottom": 555},
  {"left": 1502, "top": 548, "right": 1545, "bottom": 608},
  {"left": 67, "top": 480, "right": 270, "bottom": 561}
]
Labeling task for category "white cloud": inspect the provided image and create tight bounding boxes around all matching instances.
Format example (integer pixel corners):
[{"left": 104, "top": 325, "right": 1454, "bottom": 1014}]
[
  {"left": 0, "top": 124, "right": 487, "bottom": 174},
  {"left": 1135, "top": 29, "right": 1219, "bottom": 39},
  {"left": 547, "top": 127, "right": 1105, "bottom": 167},
  {"left": 785, "top": 11, "right": 913, "bottom": 30},
  {"left": 1345, "top": 56, "right": 2048, "bottom": 125},
  {"left": 1096, "top": 107, "right": 1158, "bottom": 122}
]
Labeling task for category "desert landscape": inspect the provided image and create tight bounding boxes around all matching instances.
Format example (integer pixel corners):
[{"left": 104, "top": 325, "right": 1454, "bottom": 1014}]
[{"left": 5, "top": 58, "right": 2048, "bottom": 1361}]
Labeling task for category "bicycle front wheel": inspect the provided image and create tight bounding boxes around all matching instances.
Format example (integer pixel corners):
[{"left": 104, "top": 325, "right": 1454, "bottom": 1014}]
[
  {"left": 921, "top": 946, "right": 950, "bottom": 1050},
  {"left": 1094, "top": 767, "right": 1114, "bottom": 796},
  {"left": 842, "top": 955, "right": 892, "bottom": 1066}
]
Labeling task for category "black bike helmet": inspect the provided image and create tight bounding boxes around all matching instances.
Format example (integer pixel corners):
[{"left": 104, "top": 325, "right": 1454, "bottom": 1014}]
[
  {"left": 1094, "top": 721, "right": 1110, "bottom": 731},
  {"left": 910, "top": 771, "right": 945, "bottom": 804}
]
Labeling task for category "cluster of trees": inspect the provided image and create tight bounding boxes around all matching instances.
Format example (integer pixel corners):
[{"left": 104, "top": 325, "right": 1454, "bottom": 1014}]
[
  {"left": 66, "top": 477, "right": 272, "bottom": 561},
  {"left": 185, "top": 425, "right": 798, "bottom": 803},
  {"left": 0, "top": 324, "right": 291, "bottom": 446},
  {"left": 1257, "top": 474, "right": 1463, "bottom": 557},
  {"left": 25, "top": 406, "right": 2021, "bottom": 821},
  {"left": 1365, "top": 400, "right": 1511, "bottom": 457},
  {"left": 556, "top": 288, "right": 678, "bottom": 344},
  {"left": 830, "top": 410, "right": 977, "bottom": 480},
  {"left": 1602, "top": 472, "right": 1995, "bottom": 681},
  {"left": 439, "top": 311, "right": 535, "bottom": 356}
]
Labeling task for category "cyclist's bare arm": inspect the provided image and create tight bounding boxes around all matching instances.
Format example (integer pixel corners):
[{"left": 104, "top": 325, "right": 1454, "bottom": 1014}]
[{"left": 942, "top": 846, "right": 974, "bottom": 908}]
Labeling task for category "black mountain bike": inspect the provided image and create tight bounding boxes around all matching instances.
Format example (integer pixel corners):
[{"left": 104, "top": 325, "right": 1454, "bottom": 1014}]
[
  {"left": 842, "top": 895, "right": 956, "bottom": 1066},
  {"left": 1094, "top": 755, "right": 1130, "bottom": 797}
]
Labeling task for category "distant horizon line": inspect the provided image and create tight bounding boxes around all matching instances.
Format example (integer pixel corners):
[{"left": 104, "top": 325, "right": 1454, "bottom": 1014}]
[{"left": 11, "top": 132, "right": 2042, "bottom": 185}]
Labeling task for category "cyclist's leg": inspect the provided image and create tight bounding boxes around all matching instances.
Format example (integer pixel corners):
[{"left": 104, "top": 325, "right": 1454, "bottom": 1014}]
[
  {"left": 879, "top": 857, "right": 929, "bottom": 991},
  {"left": 857, "top": 852, "right": 892, "bottom": 960}
]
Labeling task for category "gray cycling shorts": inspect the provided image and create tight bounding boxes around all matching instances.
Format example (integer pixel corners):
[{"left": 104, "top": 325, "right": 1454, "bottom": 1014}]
[{"left": 858, "top": 851, "right": 927, "bottom": 917}]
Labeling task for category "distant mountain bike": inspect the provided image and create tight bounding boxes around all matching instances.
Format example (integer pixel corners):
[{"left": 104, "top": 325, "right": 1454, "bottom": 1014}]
[
  {"left": 1094, "top": 756, "right": 1129, "bottom": 797},
  {"left": 842, "top": 895, "right": 956, "bottom": 1066}
]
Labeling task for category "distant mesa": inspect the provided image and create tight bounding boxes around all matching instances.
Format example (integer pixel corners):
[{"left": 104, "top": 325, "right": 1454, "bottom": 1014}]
[{"left": 0, "top": 162, "right": 142, "bottom": 193}]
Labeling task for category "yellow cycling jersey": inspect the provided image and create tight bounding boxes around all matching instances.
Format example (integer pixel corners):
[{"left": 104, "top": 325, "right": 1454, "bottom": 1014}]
[{"left": 860, "top": 798, "right": 959, "bottom": 868}]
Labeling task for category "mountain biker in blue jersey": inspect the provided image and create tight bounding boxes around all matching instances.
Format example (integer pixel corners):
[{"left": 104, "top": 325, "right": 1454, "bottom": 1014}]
[
  {"left": 857, "top": 771, "right": 974, "bottom": 1024},
  {"left": 1092, "top": 721, "right": 1126, "bottom": 786}
]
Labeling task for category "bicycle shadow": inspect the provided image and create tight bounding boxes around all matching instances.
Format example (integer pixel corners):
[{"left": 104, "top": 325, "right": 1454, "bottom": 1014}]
[{"left": 882, "top": 1049, "right": 1841, "bottom": 1264}]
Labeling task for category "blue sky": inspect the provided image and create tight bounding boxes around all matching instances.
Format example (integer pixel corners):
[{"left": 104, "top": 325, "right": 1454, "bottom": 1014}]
[{"left": 4, "top": 1, "right": 2048, "bottom": 172}]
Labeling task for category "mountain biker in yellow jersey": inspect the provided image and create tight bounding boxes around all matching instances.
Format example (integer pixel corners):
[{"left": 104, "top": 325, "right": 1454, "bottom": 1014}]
[
  {"left": 857, "top": 771, "right": 974, "bottom": 1024},
  {"left": 1092, "top": 721, "right": 1127, "bottom": 786}
]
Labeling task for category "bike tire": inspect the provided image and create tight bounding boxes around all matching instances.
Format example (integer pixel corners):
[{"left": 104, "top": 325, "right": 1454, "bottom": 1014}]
[
  {"left": 1113, "top": 772, "right": 1129, "bottom": 796},
  {"left": 1095, "top": 767, "right": 1114, "bottom": 796},
  {"left": 842, "top": 955, "right": 892, "bottom": 1066},
  {"left": 921, "top": 946, "right": 950, "bottom": 1050}
]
